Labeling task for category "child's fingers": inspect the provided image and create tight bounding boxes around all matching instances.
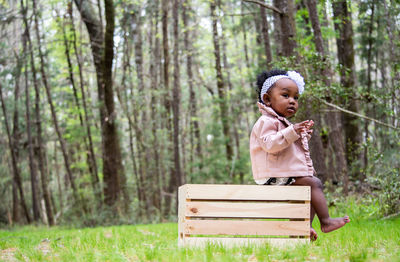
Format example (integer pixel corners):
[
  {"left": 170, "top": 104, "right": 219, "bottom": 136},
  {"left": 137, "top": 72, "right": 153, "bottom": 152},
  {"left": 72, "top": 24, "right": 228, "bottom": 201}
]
[{"left": 297, "top": 120, "right": 310, "bottom": 127}]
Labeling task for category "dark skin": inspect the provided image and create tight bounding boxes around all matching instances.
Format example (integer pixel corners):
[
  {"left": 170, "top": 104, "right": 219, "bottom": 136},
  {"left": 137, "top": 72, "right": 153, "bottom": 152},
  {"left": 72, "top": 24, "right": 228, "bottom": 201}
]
[{"left": 263, "top": 78, "right": 350, "bottom": 240}]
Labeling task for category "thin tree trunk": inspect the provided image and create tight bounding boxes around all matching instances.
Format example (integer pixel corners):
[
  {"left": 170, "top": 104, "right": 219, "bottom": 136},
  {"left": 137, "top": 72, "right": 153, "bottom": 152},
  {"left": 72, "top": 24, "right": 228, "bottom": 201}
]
[
  {"left": 20, "top": 0, "right": 44, "bottom": 224},
  {"left": 131, "top": 5, "right": 149, "bottom": 213},
  {"left": 210, "top": 1, "right": 233, "bottom": 164},
  {"left": 32, "top": 0, "right": 66, "bottom": 225},
  {"left": 332, "top": 0, "right": 362, "bottom": 179},
  {"left": 60, "top": 9, "right": 100, "bottom": 201},
  {"left": 0, "top": 84, "right": 31, "bottom": 223},
  {"left": 364, "top": 2, "right": 375, "bottom": 174},
  {"left": 149, "top": 0, "right": 163, "bottom": 213},
  {"left": 54, "top": 142, "right": 63, "bottom": 219},
  {"left": 241, "top": 2, "right": 251, "bottom": 69},
  {"left": 172, "top": 0, "right": 183, "bottom": 191},
  {"left": 11, "top": 25, "right": 24, "bottom": 223},
  {"left": 11, "top": 179, "right": 19, "bottom": 224},
  {"left": 259, "top": 0, "right": 272, "bottom": 65},
  {"left": 162, "top": 0, "right": 174, "bottom": 217},
  {"left": 116, "top": 22, "right": 144, "bottom": 218},
  {"left": 382, "top": 1, "right": 400, "bottom": 127},
  {"left": 183, "top": 0, "right": 202, "bottom": 170},
  {"left": 68, "top": 2, "right": 101, "bottom": 203}
]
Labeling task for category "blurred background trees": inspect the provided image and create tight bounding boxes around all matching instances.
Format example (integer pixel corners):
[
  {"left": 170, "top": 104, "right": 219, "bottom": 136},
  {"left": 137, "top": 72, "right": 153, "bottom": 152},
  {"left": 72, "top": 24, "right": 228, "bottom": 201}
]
[{"left": 0, "top": 0, "right": 399, "bottom": 226}]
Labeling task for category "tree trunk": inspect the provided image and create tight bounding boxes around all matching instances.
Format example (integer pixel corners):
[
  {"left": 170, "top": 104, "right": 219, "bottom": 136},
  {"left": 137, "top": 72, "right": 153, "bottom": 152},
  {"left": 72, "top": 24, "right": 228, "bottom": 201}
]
[
  {"left": 131, "top": 5, "right": 150, "bottom": 214},
  {"left": 241, "top": 2, "right": 251, "bottom": 69},
  {"left": 54, "top": 142, "right": 63, "bottom": 219},
  {"left": 116, "top": 43, "right": 144, "bottom": 219},
  {"left": 210, "top": 1, "right": 233, "bottom": 164},
  {"left": 11, "top": 52, "right": 23, "bottom": 223},
  {"left": 363, "top": 1, "right": 375, "bottom": 175},
  {"left": 68, "top": 2, "right": 101, "bottom": 203},
  {"left": 306, "top": 0, "right": 347, "bottom": 185},
  {"left": 74, "top": 0, "right": 125, "bottom": 208},
  {"left": 382, "top": 1, "right": 400, "bottom": 127},
  {"left": 161, "top": 0, "right": 174, "bottom": 217},
  {"left": 20, "top": 0, "right": 44, "bottom": 224},
  {"left": 0, "top": 84, "right": 31, "bottom": 224},
  {"left": 259, "top": 0, "right": 272, "bottom": 65},
  {"left": 273, "top": 0, "right": 297, "bottom": 56},
  {"left": 102, "top": 0, "right": 123, "bottom": 207},
  {"left": 183, "top": 0, "right": 202, "bottom": 171},
  {"left": 306, "top": 0, "right": 324, "bottom": 55},
  {"left": 60, "top": 8, "right": 101, "bottom": 202},
  {"left": 172, "top": 0, "right": 183, "bottom": 189},
  {"left": 117, "top": 13, "right": 146, "bottom": 218},
  {"left": 149, "top": 0, "right": 163, "bottom": 212},
  {"left": 332, "top": 0, "right": 362, "bottom": 176},
  {"left": 32, "top": 0, "right": 65, "bottom": 225}
]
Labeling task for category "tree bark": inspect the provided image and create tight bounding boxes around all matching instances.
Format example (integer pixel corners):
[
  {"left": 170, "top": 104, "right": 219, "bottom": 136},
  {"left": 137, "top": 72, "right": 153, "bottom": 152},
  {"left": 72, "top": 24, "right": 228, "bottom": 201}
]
[
  {"left": 172, "top": 0, "right": 183, "bottom": 188},
  {"left": 32, "top": 0, "right": 65, "bottom": 225},
  {"left": 259, "top": 0, "right": 272, "bottom": 65},
  {"left": 382, "top": 1, "right": 400, "bottom": 127},
  {"left": 363, "top": 1, "right": 375, "bottom": 174},
  {"left": 132, "top": 4, "right": 151, "bottom": 214},
  {"left": 148, "top": 0, "right": 163, "bottom": 212},
  {"left": 119, "top": 9, "right": 147, "bottom": 218},
  {"left": 0, "top": 84, "right": 31, "bottom": 224},
  {"left": 241, "top": 2, "right": 251, "bottom": 69},
  {"left": 20, "top": 0, "right": 44, "bottom": 223},
  {"left": 183, "top": 0, "right": 202, "bottom": 170},
  {"left": 210, "top": 1, "right": 233, "bottom": 164},
  {"left": 116, "top": 37, "right": 144, "bottom": 218},
  {"left": 68, "top": 2, "right": 101, "bottom": 203},
  {"left": 161, "top": 0, "right": 174, "bottom": 217},
  {"left": 74, "top": 0, "right": 125, "bottom": 208},
  {"left": 306, "top": 0, "right": 347, "bottom": 184},
  {"left": 102, "top": 0, "right": 123, "bottom": 207},
  {"left": 60, "top": 7, "right": 100, "bottom": 202},
  {"left": 332, "top": 0, "right": 362, "bottom": 175},
  {"left": 273, "top": 0, "right": 297, "bottom": 57}
]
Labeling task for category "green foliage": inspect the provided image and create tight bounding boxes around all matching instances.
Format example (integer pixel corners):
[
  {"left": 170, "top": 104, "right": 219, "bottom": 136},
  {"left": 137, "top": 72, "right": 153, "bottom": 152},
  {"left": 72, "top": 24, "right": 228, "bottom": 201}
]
[{"left": 363, "top": 139, "right": 400, "bottom": 217}]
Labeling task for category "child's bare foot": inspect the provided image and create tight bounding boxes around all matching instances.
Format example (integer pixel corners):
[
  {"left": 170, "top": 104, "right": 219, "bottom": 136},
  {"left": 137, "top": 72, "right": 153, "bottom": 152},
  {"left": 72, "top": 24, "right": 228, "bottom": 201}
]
[
  {"left": 320, "top": 216, "right": 350, "bottom": 233},
  {"left": 310, "top": 227, "right": 318, "bottom": 241}
]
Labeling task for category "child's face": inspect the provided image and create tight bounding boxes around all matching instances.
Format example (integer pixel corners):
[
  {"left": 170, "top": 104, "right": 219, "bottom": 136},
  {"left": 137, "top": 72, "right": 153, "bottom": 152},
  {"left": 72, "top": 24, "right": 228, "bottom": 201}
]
[{"left": 263, "top": 78, "right": 299, "bottom": 118}]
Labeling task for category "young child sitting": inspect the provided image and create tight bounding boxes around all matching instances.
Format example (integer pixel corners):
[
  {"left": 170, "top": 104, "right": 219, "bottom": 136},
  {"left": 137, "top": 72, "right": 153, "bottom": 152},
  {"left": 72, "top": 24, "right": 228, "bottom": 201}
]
[{"left": 250, "top": 69, "right": 350, "bottom": 240}]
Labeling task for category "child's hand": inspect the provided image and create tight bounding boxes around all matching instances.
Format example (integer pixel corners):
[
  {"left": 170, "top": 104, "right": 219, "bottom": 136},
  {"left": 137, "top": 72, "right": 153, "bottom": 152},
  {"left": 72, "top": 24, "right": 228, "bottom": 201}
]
[{"left": 293, "top": 120, "right": 314, "bottom": 135}]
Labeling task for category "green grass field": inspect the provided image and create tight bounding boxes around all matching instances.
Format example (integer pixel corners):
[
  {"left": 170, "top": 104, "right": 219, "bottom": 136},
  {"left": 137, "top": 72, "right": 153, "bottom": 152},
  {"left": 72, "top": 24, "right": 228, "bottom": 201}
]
[{"left": 1, "top": 202, "right": 399, "bottom": 261}]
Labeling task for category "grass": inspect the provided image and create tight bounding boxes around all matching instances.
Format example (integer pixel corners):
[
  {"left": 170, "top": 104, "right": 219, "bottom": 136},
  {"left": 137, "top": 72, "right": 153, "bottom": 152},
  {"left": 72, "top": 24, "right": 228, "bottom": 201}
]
[{"left": 1, "top": 201, "right": 399, "bottom": 261}]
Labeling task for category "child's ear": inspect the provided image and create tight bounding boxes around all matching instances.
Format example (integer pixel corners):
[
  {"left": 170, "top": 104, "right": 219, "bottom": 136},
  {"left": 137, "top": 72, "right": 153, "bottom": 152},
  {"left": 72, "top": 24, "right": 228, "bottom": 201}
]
[{"left": 263, "top": 94, "right": 271, "bottom": 106}]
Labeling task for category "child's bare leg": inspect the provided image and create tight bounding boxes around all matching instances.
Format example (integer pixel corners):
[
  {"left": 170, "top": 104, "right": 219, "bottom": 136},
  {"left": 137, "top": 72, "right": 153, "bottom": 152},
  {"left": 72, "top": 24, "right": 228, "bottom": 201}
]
[
  {"left": 310, "top": 206, "right": 317, "bottom": 241},
  {"left": 293, "top": 177, "right": 350, "bottom": 233}
]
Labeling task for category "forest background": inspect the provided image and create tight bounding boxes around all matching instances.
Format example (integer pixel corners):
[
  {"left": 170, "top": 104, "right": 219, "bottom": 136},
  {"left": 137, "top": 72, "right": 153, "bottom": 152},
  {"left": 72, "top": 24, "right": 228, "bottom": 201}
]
[{"left": 0, "top": 0, "right": 399, "bottom": 227}]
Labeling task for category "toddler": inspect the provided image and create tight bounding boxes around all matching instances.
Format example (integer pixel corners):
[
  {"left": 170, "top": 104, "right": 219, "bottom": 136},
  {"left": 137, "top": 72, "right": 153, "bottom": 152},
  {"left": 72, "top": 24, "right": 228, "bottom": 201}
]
[{"left": 249, "top": 69, "right": 350, "bottom": 240}]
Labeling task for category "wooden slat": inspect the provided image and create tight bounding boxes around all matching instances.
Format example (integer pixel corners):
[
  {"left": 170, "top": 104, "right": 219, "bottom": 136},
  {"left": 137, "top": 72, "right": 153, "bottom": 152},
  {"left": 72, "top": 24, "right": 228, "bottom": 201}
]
[
  {"left": 185, "top": 202, "right": 310, "bottom": 219},
  {"left": 185, "top": 220, "right": 309, "bottom": 236},
  {"left": 183, "top": 184, "right": 310, "bottom": 201},
  {"left": 181, "top": 237, "right": 309, "bottom": 248},
  {"left": 178, "top": 185, "right": 187, "bottom": 245}
]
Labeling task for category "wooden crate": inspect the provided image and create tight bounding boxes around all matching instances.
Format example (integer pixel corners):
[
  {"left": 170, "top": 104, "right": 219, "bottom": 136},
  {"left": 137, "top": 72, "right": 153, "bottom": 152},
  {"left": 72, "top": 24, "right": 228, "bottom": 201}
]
[{"left": 178, "top": 184, "right": 311, "bottom": 247}]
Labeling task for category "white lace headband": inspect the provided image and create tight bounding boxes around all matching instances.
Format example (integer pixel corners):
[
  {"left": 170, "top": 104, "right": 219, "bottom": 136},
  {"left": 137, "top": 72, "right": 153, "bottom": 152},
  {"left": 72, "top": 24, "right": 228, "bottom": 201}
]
[{"left": 260, "top": 71, "right": 305, "bottom": 102}]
